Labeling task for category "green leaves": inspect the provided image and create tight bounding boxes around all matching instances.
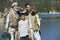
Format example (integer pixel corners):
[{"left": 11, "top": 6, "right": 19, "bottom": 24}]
[{"left": 0, "top": 0, "right": 60, "bottom": 12}]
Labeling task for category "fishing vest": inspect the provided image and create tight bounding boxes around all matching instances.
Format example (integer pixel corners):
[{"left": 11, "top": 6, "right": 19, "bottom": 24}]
[
  {"left": 26, "top": 11, "right": 38, "bottom": 29},
  {"left": 9, "top": 8, "right": 19, "bottom": 27}
]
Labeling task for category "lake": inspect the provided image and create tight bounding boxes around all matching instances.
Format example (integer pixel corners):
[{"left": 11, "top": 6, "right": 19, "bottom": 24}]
[{"left": 39, "top": 14, "right": 60, "bottom": 40}]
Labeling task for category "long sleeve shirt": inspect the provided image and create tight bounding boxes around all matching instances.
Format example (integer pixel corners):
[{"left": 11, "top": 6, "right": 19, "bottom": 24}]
[{"left": 5, "top": 14, "right": 10, "bottom": 29}]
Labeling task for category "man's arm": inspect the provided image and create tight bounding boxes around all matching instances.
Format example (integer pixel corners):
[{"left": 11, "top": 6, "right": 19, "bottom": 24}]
[
  {"left": 35, "top": 14, "right": 41, "bottom": 30},
  {"left": 5, "top": 14, "right": 10, "bottom": 30}
]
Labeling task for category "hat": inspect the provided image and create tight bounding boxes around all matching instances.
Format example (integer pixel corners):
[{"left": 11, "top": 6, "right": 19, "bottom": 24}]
[
  {"left": 20, "top": 10, "right": 26, "bottom": 14},
  {"left": 12, "top": 2, "right": 18, "bottom": 7}
]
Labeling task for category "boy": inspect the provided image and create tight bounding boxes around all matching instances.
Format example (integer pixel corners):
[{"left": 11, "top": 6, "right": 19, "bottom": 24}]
[{"left": 18, "top": 12, "right": 31, "bottom": 40}]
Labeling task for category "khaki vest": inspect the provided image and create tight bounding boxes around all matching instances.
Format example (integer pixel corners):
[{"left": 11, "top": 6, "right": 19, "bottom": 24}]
[
  {"left": 9, "top": 8, "right": 18, "bottom": 27},
  {"left": 26, "top": 11, "right": 38, "bottom": 29}
]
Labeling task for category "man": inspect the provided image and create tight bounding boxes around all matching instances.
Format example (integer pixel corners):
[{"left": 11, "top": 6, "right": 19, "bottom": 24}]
[
  {"left": 25, "top": 4, "right": 41, "bottom": 40},
  {"left": 25, "top": 3, "right": 37, "bottom": 28},
  {"left": 25, "top": 4, "right": 37, "bottom": 40},
  {"left": 5, "top": 2, "right": 19, "bottom": 40}
]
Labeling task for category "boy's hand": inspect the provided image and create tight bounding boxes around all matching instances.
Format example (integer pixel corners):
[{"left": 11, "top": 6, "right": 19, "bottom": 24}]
[
  {"left": 18, "top": 32, "right": 20, "bottom": 40},
  {"left": 29, "top": 35, "right": 31, "bottom": 40},
  {"left": 29, "top": 35, "right": 31, "bottom": 39},
  {"left": 18, "top": 37, "right": 20, "bottom": 40}
]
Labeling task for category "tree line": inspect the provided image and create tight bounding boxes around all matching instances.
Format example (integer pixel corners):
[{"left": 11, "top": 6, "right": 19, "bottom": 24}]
[{"left": 0, "top": 0, "right": 60, "bottom": 13}]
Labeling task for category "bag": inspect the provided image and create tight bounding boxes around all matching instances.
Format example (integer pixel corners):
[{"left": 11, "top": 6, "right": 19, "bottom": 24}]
[{"left": 34, "top": 31, "right": 41, "bottom": 40}]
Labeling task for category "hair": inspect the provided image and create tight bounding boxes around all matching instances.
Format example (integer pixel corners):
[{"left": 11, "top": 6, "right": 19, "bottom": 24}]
[
  {"left": 25, "top": 3, "right": 31, "bottom": 7},
  {"left": 19, "top": 13, "right": 25, "bottom": 17}
]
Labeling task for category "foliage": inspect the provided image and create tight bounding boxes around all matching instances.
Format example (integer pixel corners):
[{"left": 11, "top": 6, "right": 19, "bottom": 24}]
[{"left": 0, "top": 0, "right": 60, "bottom": 13}]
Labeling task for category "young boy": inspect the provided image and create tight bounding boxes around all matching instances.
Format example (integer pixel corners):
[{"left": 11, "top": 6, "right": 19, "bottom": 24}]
[{"left": 18, "top": 13, "right": 31, "bottom": 40}]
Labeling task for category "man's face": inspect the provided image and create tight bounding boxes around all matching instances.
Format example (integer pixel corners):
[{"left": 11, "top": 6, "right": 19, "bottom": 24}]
[
  {"left": 14, "top": 4, "right": 19, "bottom": 9},
  {"left": 26, "top": 5, "right": 32, "bottom": 11}
]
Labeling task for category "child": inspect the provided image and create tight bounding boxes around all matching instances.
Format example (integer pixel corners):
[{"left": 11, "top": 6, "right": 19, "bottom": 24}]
[{"left": 18, "top": 13, "right": 31, "bottom": 40}]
